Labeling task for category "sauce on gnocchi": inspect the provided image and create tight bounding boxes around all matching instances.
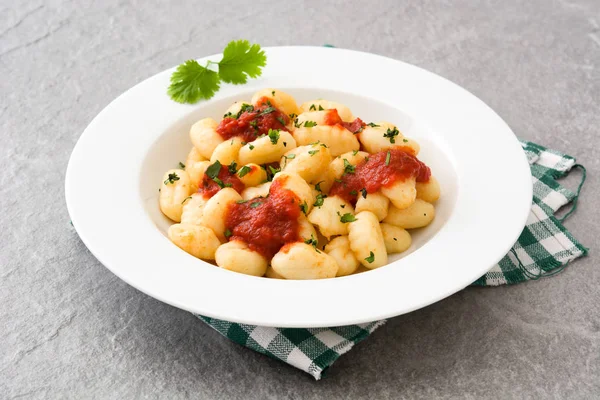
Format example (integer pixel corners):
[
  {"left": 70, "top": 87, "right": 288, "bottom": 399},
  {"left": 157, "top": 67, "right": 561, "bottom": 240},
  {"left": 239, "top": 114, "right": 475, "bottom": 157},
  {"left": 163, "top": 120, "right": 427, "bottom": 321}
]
[
  {"left": 330, "top": 148, "right": 431, "bottom": 204},
  {"left": 159, "top": 89, "right": 441, "bottom": 279},
  {"left": 216, "top": 97, "right": 290, "bottom": 143},
  {"left": 225, "top": 176, "right": 301, "bottom": 259}
]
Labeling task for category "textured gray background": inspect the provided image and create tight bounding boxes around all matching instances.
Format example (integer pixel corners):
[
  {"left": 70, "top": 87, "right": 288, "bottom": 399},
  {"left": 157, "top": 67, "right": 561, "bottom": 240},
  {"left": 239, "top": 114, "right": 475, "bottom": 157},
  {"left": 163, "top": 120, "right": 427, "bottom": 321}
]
[{"left": 1, "top": 0, "right": 599, "bottom": 398}]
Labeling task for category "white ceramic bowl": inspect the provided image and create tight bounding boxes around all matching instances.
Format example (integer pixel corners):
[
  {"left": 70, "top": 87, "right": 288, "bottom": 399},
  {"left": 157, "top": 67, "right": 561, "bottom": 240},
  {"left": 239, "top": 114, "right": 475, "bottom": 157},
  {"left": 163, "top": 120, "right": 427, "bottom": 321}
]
[{"left": 65, "top": 46, "right": 532, "bottom": 327}]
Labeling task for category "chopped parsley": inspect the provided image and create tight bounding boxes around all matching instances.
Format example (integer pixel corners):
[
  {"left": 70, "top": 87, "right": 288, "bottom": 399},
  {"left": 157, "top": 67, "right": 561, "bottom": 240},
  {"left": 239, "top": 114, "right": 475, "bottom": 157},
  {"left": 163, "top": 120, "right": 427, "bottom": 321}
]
[
  {"left": 364, "top": 251, "right": 375, "bottom": 263},
  {"left": 228, "top": 161, "right": 238, "bottom": 174},
  {"left": 237, "top": 103, "right": 254, "bottom": 118},
  {"left": 383, "top": 127, "right": 400, "bottom": 144},
  {"left": 299, "top": 201, "right": 308, "bottom": 215},
  {"left": 181, "top": 196, "right": 192, "bottom": 205},
  {"left": 205, "top": 161, "right": 222, "bottom": 179},
  {"left": 314, "top": 181, "right": 324, "bottom": 192},
  {"left": 288, "top": 113, "right": 297, "bottom": 120},
  {"left": 164, "top": 172, "right": 180, "bottom": 185},
  {"left": 271, "top": 90, "right": 275, "bottom": 96},
  {"left": 313, "top": 193, "right": 326, "bottom": 207},
  {"left": 223, "top": 111, "right": 234, "bottom": 118},
  {"left": 276, "top": 116, "right": 286, "bottom": 126},
  {"left": 303, "top": 120, "right": 317, "bottom": 128},
  {"left": 304, "top": 235, "right": 321, "bottom": 253},
  {"left": 224, "top": 228, "right": 233, "bottom": 238},
  {"left": 349, "top": 190, "right": 358, "bottom": 196},
  {"left": 385, "top": 151, "right": 391, "bottom": 166},
  {"left": 318, "top": 105, "right": 324, "bottom": 111},
  {"left": 250, "top": 201, "right": 261, "bottom": 208},
  {"left": 338, "top": 212, "right": 357, "bottom": 223},
  {"left": 308, "top": 150, "right": 319, "bottom": 156},
  {"left": 367, "top": 122, "right": 379, "bottom": 127},
  {"left": 343, "top": 159, "right": 355, "bottom": 174},
  {"left": 236, "top": 199, "right": 248, "bottom": 204},
  {"left": 260, "top": 106, "right": 276, "bottom": 115},
  {"left": 403, "top": 138, "right": 409, "bottom": 143},
  {"left": 283, "top": 153, "right": 296, "bottom": 160},
  {"left": 309, "top": 104, "right": 316, "bottom": 111},
  {"left": 352, "top": 150, "right": 359, "bottom": 156},
  {"left": 268, "top": 129, "right": 280, "bottom": 144},
  {"left": 334, "top": 178, "right": 343, "bottom": 183},
  {"left": 361, "top": 188, "right": 368, "bottom": 198},
  {"left": 249, "top": 144, "right": 255, "bottom": 150},
  {"left": 178, "top": 162, "right": 186, "bottom": 169},
  {"left": 212, "top": 176, "right": 226, "bottom": 188},
  {"left": 237, "top": 165, "right": 251, "bottom": 177},
  {"left": 249, "top": 120, "right": 258, "bottom": 128}
]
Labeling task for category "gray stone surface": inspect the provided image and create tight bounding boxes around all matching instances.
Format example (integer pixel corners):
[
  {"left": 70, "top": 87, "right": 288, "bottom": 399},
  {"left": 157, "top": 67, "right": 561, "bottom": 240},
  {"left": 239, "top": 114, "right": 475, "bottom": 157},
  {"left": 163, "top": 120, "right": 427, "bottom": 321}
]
[{"left": 1, "top": 0, "right": 599, "bottom": 398}]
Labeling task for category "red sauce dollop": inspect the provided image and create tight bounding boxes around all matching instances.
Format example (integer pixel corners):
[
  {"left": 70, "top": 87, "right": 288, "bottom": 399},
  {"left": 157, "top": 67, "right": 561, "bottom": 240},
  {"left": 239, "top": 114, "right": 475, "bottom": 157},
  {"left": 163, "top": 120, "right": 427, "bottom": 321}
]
[
  {"left": 322, "top": 109, "right": 365, "bottom": 134},
  {"left": 225, "top": 177, "right": 301, "bottom": 258},
  {"left": 330, "top": 149, "right": 431, "bottom": 204},
  {"left": 216, "top": 97, "right": 289, "bottom": 143},
  {"left": 198, "top": 165, "right": 245, "bottom": 199}
]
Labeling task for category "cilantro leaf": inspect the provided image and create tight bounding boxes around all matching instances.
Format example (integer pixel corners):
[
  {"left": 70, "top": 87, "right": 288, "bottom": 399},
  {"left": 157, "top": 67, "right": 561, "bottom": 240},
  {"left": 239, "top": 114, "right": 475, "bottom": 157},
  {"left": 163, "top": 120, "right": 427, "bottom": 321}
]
[
  {"left": 167, "top": 60, "right": 220, "bottom": 104},
  {"left": 218, "top": 40, "right": 267, "bottom": 84}
]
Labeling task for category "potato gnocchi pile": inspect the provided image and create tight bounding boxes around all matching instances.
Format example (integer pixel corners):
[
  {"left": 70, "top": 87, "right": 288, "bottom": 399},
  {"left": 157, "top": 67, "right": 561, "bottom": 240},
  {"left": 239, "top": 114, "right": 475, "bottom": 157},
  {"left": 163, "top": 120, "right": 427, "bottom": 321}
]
[{"left": 159, "top": 89, "right": 440, "bottom": 279}]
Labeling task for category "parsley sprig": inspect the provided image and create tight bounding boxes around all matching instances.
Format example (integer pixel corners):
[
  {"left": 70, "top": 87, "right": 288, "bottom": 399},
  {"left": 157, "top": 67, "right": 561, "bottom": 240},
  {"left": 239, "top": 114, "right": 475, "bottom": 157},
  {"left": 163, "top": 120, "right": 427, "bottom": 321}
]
[{"left": 168, "top": 40, "right": 267, "bottom": 104}]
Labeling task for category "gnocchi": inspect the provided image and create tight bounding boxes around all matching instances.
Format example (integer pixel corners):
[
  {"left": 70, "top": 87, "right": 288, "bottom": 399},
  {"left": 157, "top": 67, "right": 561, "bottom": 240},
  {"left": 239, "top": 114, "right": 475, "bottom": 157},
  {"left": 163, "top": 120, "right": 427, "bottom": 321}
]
[{"left": 159, "top": 89, "right": 439, "bottom": 279}]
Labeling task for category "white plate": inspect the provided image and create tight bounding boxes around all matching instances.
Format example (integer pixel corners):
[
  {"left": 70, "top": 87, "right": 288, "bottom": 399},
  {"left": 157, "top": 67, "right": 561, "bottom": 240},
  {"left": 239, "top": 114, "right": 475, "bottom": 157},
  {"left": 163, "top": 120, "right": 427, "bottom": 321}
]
[{"left": 65, "top": 47, "right": 531, "bottom": 328}]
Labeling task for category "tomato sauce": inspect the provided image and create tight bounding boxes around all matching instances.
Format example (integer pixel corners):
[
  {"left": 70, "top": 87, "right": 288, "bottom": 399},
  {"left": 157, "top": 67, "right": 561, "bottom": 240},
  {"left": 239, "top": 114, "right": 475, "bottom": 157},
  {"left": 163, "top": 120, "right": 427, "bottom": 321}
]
[
  {"left": 330, "top": 149, "right": 431, "bottom": 204},
  {"left": 198, "top": 165, "right": 245, "bottom": 199},
  {"left": 322, "top": 109, "right": 365, "bottom": 134},
  {"left": 225, "top": 177, "right": 301, "bottom": 258},
  {"left": 216, "top": 97, "right": 289, "bottom": 143}
]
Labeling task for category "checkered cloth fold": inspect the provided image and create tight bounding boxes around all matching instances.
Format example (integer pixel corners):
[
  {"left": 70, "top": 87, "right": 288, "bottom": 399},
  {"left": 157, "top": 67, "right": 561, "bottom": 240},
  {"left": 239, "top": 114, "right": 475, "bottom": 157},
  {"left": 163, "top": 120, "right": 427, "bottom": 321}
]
[{"left": 197, "top": 140, "right": 588, "bottom": 380}]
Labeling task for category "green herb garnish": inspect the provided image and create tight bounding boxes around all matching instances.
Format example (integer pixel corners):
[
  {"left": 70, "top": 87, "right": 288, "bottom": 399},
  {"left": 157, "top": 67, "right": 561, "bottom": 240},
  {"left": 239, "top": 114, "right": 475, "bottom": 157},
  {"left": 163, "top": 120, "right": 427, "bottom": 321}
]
[
  {"left": 168, "top": 40, "right": 266, "bottom": 104},
  {"left": 383, "top": 127, "right": 400, "bottom": 144},
  {"left": 268, "top": 129, "right": 280, "bottom": 144},
  {"left": 343, "top": 159, "right": 355, "bottom": 174},
  {"left": 313, "top": 193, "right": 326, "bottom": 207},
  {"left": 365, "top": 251, "right": 375, "bottom": 263},
  {"left": 338, "top": 212, "right": 357, "bottom": 223},
  {"left": 164, "top": 172, "right": 180, "bottom": 185},
  {"left": 205, "top": 161, "right": 222, "bottom": 179},
  {"left": 385, "top": 151, "right": 391, "bottom": 166}
]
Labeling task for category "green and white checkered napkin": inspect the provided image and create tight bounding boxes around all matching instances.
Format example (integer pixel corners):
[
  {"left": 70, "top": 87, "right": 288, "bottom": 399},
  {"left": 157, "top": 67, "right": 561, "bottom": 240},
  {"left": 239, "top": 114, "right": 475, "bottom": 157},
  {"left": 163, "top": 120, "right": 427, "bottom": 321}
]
[{"left": 197, "top": 140, "right": 588, "bottom": 380}]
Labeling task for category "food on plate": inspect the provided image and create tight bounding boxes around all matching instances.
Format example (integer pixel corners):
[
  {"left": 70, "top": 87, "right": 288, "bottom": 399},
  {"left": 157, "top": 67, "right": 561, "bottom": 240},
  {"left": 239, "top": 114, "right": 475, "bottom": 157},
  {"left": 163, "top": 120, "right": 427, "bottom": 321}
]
[{"left": 159, "top": 89, "right": 440, "bottom": 279}]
